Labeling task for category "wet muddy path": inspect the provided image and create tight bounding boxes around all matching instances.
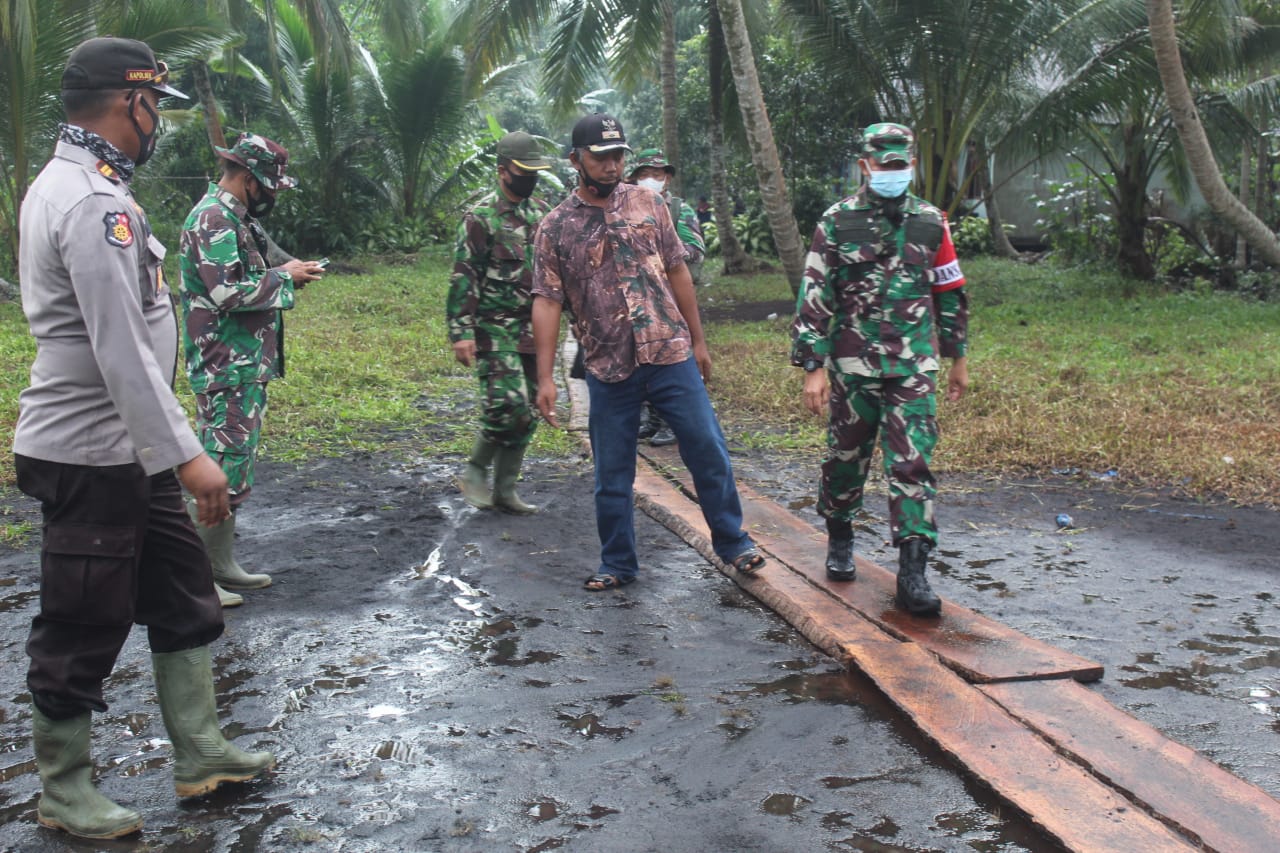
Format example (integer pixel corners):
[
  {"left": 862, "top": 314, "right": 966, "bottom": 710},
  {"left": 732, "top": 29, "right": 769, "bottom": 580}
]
[{"left": 0, "top": 445, "right": 1275, "bottom": 851}]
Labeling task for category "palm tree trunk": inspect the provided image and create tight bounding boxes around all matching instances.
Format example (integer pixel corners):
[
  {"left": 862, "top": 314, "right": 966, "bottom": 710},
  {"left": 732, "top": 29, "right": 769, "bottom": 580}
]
[
  {"left": 1146, "top": 0, "right": 1280, "bottom": 267},
  {"left": 192, "top": 61, "right": 227, "bottom": 149},
  {"left": 660, "top": 1, "right": 681, "bottom": 196},
  {"left": 1235, "top": 141, "right": 1250, "bottom": 268},
  {"left": 974, "top": 140, "right": 1016, "bottom": 258},
  {"left": 714, "top": 0, "right": 806, "bottom": 294},
  {"left": 706, "top": 0, "right": 751, "bottom": 273}
]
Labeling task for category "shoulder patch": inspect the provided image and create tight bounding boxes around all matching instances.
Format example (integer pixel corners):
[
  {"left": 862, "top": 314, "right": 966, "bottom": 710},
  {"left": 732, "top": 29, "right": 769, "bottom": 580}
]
[
  {"left": 103, "top": 211, "right": 135, "bottom": 248},
  {"left": 95, "top": 161, "right": 120, "bottom": 183}
]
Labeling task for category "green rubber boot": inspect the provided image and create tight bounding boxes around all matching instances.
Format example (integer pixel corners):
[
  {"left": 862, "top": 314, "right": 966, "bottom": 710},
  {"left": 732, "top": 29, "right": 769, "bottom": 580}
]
[
  {"left": 31, "top": 707, "right": 143, "bottom": 839},
  {"left": 151, "top": 647, "right": 275, "bottom": 798},
  {"left": 460, "top": 436, "right": 499, "bottom": 509},
  {"left": 186, "top": 502, "right": 270, "bottom": 592},
  {"left": 492, "top": 446, "right": 537, "bottom": 514}
]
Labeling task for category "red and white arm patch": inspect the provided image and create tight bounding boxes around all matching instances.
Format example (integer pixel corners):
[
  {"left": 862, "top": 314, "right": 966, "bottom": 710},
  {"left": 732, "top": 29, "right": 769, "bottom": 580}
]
[
  {"left": 102, "top": 211, "right": 135, "bottom": 249},
  {"left": 931, "top": 215, "right": 966, "bottom": 292}
]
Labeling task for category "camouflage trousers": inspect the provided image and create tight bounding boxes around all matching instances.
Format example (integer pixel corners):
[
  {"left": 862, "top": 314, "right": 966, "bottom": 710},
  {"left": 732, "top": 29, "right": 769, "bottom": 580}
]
[
  {"left": 195, "top": 382, "right": 268, "bottom": 507},
  {"left": 475, "top": 351, "right": 538, "bottom": 449},
  {"left": 819, "top": 370, "right": 938, "bottom": 545}
]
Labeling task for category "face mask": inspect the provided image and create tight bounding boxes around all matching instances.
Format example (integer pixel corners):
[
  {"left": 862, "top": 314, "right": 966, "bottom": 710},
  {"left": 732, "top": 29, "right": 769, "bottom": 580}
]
[
  {"left": 577, "top": 164, "right": 618, "bottom": 199},
  {"left": 504, "top": 171, "right": 539, "bottom": 199},
  {"left": 246, "top": 179, "right": 276, "bottom": 219},
  {"left": 867, "top": 167, "right": 913, "bottom": 198},
  {"left": 128, "top": 90, "right": 159, "bottom": 167},
  {"left": 637, "top": 177, "right": 666, "bottom": 194}
]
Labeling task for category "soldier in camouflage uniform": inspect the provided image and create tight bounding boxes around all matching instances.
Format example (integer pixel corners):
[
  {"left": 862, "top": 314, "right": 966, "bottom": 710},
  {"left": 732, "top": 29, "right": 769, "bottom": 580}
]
[
  {"left": 448, "top": 131, "right": 552, "bottom": 513},
  {"left": 180, "top": 133, "right": 324, "bottom": 606},
  {"left": 626, "top": 148, "right": 707, "bottom": 447},
  {"left": 791, "top": 122, "right": 969, "bottom": 616}
]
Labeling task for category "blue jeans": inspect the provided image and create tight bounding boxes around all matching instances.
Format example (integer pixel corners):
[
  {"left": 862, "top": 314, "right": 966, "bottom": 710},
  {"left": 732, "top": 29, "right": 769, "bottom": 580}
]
[{"left": 585, "top": 357, "right": 754, "bottom": 579}]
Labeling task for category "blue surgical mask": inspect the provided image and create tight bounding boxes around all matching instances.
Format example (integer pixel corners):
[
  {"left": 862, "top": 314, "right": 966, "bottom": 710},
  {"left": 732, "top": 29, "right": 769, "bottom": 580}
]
[{"left": 867, "top": 167, "right": 913, "bottom": 198}]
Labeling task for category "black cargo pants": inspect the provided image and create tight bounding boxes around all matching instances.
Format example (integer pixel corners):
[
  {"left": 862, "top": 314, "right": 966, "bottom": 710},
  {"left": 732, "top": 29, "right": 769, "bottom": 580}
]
[{"left": 16, "top": 456, "right": 224, "bottom": 719}]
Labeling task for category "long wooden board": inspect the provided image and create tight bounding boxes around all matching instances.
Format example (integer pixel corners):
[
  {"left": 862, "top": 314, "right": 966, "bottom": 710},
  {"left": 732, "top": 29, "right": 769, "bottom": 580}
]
[
  {"left": 638, "top": 449, "right": 1103, "bottom": 683},
  {"left": 631, "top": 472, "right": 1196, "bottom": 851},
  {"left": 982, "top": 679, "right": 1280, "bottom": 853}
]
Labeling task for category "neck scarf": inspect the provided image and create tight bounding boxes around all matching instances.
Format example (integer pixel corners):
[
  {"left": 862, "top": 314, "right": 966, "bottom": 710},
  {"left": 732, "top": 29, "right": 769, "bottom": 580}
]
[{"left": 60, "top": 123, "right": 135, "bottom": 183}]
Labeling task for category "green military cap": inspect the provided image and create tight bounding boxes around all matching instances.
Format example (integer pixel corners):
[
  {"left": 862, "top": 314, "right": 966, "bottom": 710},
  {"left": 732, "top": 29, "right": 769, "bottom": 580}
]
[
  {"left": 496, "top": 131, "right": 552, "bottom": 171},
  {"left": 627, "top": 148, "right": 675, "bottom": 180},
  {"left": 861, "top": 122, "right": 914, "bottom": 165},
  {"left": 215, "top": 132, "right": 298, "bottom": 190}
]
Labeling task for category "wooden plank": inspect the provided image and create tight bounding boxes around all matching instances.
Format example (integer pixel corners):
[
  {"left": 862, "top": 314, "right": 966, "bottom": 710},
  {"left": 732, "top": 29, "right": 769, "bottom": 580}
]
[
  {"left": 637, "top": 448, "right": 1103, "bottom": 683},
  {"left": 629, "top": 475, "right": 1196, "bottom": 851},
  {"left": 982, "top": 679, "right": 1280, "bottom": 853},
  {"left": 841, "top": 638, "right": 1197, "bottom": 852}
]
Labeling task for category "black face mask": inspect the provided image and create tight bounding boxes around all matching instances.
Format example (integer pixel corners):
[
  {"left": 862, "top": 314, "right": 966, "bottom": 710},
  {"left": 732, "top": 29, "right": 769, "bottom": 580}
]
[
  {"left": 504, "top": 171, "right": 539, "bottom": 199},
  {"left": 128, "top": 90, "right": 159, "bottom": 167},
  {"left": 577, "top": 166, "right": 618, "bottom": 199},
  {"left": 246, "top": 179, "right": 276, "bottom": 219}
]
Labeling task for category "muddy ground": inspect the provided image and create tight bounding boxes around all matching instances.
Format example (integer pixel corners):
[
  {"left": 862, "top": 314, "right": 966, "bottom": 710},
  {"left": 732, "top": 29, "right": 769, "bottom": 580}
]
[{"left": 0, "top": 440, "right": 1276, "bottom": 852}]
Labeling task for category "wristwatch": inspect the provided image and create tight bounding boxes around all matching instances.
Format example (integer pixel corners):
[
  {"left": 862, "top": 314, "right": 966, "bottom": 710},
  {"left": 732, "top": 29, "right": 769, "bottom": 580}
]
[{"left": 802, "top": 358, "right": 822, "bottom": 373}]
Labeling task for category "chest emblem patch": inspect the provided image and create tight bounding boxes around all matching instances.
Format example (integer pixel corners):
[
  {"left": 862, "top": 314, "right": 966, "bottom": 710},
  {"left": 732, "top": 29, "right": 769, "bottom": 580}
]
[{"left": 103, "top": 211, "right": 134, "bottom": 248}]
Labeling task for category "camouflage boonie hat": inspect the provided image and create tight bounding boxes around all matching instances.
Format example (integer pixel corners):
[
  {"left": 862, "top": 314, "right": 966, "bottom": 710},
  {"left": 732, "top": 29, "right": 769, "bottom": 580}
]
[
  {"left": 627, "top": 148, "right": 675, "bottom": 179},
  {"left": 497, "top": 131, "right": 552, "bottom": 171},
  {"left": 215, "top": 132, "right": 299, "bottom": 190},
  {"left": 860, "top": 122, "right": 914, "bottom": 165}
]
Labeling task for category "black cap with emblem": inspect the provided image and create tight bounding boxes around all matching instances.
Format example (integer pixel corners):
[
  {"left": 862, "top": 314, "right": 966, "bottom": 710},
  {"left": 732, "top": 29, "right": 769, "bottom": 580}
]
[
  {"left": 571, "top": 113, "right": 632, "bottom": 153},
  {"left": 61, "top": 37, "right": 187, "bottom": 99}
]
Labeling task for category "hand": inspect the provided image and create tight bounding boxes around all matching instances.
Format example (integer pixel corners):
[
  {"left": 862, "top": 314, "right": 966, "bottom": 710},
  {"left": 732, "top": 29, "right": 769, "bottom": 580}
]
[
  {"left": 692, "top": 341, "right": 712, "bottom": 382},
  {"left": 452, "top": 339, "right": 476, "bottom": 367},
  {"left": 282, "top": 258, "right": 324, "bottom": 287},
  {"left": 803, "top": 369, "right": 829, "bottom": 416},
  {"left": 177, "top": 453, "right": 229, "bottom": 527},
  {"left": 536, "top": 379, "right": 559, "bottom": 429},
  {"left": 945, "top": 357, "right": 969, "bottom": 402}
]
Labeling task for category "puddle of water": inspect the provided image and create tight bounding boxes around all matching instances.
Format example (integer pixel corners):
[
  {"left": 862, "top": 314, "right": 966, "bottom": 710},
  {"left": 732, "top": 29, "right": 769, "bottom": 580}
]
[
  {"left": 557, "top": 711, "right": 630, "bottom": 739},
  {"left": 374, "top": 739, "right": 414, "bottom": 762},
  {"left": 733, "top": 670, "right": 863, "bottom": 705},
  {"left": 0, "top": 757, "right": 36, "bottom": 782},
  {"left": 760, "top": 792, "right": 810, "bottom": 817},
  {"left": 0, "top": 589, "right": 38, "bottom": 613},
  {"left": 526, "top": 798, "right": 560, "bottom": 821}
]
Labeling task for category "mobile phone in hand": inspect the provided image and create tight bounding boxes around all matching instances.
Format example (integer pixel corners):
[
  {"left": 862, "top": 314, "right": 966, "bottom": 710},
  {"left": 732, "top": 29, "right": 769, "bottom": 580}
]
[{"left": 316, "top": 257, "right": 330, "bottom": 269}]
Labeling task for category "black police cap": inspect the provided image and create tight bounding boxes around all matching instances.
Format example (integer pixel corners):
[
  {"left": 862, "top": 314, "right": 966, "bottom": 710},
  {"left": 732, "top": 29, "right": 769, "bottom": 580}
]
[{"left": 61, "top": 37, "right": 187, "bottom": 99}]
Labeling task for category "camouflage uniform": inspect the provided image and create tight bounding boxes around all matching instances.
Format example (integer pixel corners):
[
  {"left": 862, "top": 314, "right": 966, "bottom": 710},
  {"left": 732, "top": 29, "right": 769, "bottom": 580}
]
[
  {"left": 628, "top": 149, "right": 707, "bottom": 284},
  {"left": 791, "top": 132, "right": 967, "bottom": 547},
  {"left": 179, "top": 136, "right": 300, "bottom": 504},
  {"left": 447, "top": 190, "right": 550, "bottom": 449}
]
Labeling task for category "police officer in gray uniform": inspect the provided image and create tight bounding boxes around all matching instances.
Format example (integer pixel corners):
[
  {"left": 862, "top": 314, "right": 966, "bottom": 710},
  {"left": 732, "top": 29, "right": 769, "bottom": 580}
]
[{"left": 14, "top": 37, "right": 274, "bottom": 839}]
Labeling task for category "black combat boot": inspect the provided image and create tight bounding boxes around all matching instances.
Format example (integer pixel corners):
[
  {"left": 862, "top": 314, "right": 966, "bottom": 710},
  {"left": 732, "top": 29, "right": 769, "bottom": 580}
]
[
  {"left": 825, "top": 518, "right": 855, "bottom": 581},
  {"left": 637, "top": 402, "right": 658, "bottom": 440},
  {"left": 896, "top": 538, "right": 941, "bottom": 616}
]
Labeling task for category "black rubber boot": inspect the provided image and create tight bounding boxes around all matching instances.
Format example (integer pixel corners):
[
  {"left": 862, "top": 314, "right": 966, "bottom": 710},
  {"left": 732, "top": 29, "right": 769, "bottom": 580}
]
[
  {"left": 824, "top": 518, "right": 855, "bottom": 581},
  {"left": 637, "top": 403, "right": 658, "bottom": 440},
  {"left": 896, "top": 538, "right": 941, "bottom": 616}
]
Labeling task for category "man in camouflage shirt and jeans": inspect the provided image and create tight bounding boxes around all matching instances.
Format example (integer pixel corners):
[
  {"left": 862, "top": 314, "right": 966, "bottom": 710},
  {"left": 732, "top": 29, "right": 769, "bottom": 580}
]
[
  {"left": 448, "top": 131, "right": 552, "bottom": 513},
  {"left": 792, "top": 122, "right": 969, "bottom": 616},
  {"left": 533, "top": 114, "right": 764, "bottom": 591},
  {"left": 180, "top": 133, "right": 324, "bottom": 606}
]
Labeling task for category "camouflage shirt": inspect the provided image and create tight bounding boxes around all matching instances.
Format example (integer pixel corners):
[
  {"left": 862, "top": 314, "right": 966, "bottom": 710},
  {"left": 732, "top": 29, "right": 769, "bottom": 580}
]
[
  {"left": 179, "top": 183, "right": 296, "bottom": 393},
  {"left": 668, "top": 195, "right": 705, "bottom": 266},
  {"left": 791, "top": 188, "right": 968, "bottom": 377},
  {"left": 532, "top": 182, "right": 690, "bottom": 383},
  {"left": 447, "top": 190, "right": 550, "bottom": 354}
]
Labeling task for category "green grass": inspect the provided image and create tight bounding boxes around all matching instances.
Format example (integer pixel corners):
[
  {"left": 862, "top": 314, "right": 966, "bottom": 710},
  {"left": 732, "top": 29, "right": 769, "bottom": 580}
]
[
  {"left": 706, "top": 256, "right": 1280, "bottom": 505},
  {"left": 0, "top": 252, "right": 1276, "bottom": 514}
]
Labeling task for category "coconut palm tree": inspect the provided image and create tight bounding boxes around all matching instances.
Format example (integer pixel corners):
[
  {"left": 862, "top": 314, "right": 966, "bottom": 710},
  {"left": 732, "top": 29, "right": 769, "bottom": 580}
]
[
  {"left": 715, "top": 0, "right": 806, "bottom": 292},
  {"left": 0, "top": 0, "right": 229, "bottom": 274},
  {"left": 1147, "top": 0, "right": 1280, "bottom": 266},
  {"left": 1021, "top": 0, "right": 1280, "bottom": 277}
]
